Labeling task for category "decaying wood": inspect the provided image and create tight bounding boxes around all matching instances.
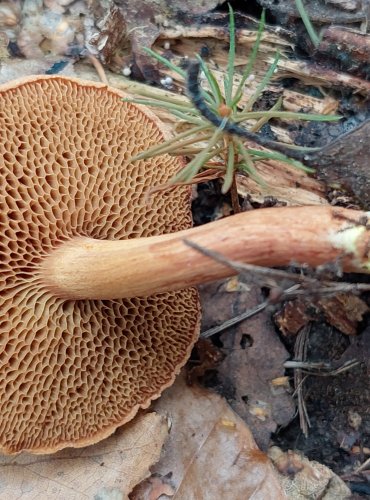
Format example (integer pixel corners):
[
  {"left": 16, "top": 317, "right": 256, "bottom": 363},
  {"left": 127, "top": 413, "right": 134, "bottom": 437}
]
[
  {"left": 104, "top": 19, "right": 369, "bottom": 205},
  {"left": 236, "top": 157, "right": 327, "bottom": 206},
  {"left": 318, "top": 25, "right": 370, "bottom": 66},
  {"left": 277, "top": 57, "right": 370, "bottom": 95},
  {"left": 258, "top": 0, "right": 367, "bottom": 24}
]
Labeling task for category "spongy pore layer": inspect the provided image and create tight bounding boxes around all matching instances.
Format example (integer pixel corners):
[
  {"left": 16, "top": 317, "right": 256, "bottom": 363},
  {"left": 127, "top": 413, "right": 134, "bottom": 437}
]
[{"left": 0, "top": 76, "right": 200, "bottom": 454}]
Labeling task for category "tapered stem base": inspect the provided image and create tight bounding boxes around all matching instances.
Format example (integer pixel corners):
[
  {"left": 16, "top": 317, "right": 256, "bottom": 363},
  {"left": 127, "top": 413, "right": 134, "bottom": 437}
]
[{"left": 41, "top": 206, "right": 370, "bottom": 300}]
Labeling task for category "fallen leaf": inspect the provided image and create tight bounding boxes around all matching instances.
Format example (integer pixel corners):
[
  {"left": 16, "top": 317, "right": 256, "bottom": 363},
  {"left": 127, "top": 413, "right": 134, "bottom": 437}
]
[
  {"left": 0, "top": 412, "right": 168, "bottom": 500},
  {"left": 200, "top": 279, "right": 295, "bottom": 449},
  {"left": 145, "top": 374, "right": 287, "bottom": 499}
]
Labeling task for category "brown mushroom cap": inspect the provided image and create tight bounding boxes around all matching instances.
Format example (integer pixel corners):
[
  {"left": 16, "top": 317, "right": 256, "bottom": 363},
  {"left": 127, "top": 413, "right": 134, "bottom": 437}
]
[{"left": 0, "top": 75, "right": 200, "bottom": 454}]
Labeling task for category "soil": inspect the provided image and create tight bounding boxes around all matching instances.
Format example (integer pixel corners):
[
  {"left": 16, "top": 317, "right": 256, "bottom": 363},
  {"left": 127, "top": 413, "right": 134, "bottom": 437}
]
[{"left": 274, "top": 323, "right": 370, "bottom": 475}]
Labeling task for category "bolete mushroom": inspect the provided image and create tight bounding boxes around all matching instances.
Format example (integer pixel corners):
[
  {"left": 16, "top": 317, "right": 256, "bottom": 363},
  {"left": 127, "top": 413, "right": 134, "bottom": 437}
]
[
  {"left": 0, "top": 75, "right": 369, "bottom": 455},
  {"left": 0, "top": 75, "right": 200, "bottom": 455}
]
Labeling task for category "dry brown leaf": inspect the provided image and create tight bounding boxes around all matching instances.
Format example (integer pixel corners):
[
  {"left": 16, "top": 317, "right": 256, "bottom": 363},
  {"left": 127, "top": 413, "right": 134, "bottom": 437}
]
[
  {"left": 200, "top": 279, "right": 295, "bottom": 449},
  {"left": 143, "top": 373, "right": 287, "bottom": 499},
  {"left": 0, "top": 412, "right": 168, "bottom": 500}
]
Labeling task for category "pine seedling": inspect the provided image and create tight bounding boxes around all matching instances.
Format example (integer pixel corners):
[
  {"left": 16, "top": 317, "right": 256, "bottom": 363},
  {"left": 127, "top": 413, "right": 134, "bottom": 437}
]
[{"left": 124, "top": 6, "right": 339, "bottom": 194}]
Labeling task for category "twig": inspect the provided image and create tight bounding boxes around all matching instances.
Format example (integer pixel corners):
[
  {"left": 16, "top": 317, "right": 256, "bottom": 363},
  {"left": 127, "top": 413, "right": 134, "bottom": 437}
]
[
  {"left": 184, "top": 238, "right": 369, "bottom": 338},
  {"left": 294, "top": 325, "right": 310, "bottom": 437},
  {"left": 183, "top": 239, "right": 370, "bottom": 295},
  {"left": 354, "top": 456, "right": 370, "bottom": 474},
  {"left": 200, "top": 282, "right": 303, "bottom": 338},
  {"left": 284, "top": 359, "right": 361, "bottom": 376},
  {"left": 201, "top": 301, "right": 268, "bottom": 339},
  {"left": 85, "top": 53, "right": 108, "bottom": 85}
]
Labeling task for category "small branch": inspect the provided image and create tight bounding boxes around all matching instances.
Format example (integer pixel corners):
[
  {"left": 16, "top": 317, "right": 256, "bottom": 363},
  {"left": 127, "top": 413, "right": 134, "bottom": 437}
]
[
  {"left": 284, "top": 359, "right": 361, "bottom": 376},
  {"left": 184, "top": 239, "right": 370, "bottom": 295},
  {"left": 85, "top": 53, "right": 108, "bottom": 85},
  {"left": 200, "top": 301, "right": 268, "bottom": 339},
  {"left": 185, "top": 238, "right": 369, "bottom": 345},
  {"left": 293, "top": 325, "right": 310, "bottom": 437},
  {"left": 354, "top": 456, "right": 370, "bottom": 474}
]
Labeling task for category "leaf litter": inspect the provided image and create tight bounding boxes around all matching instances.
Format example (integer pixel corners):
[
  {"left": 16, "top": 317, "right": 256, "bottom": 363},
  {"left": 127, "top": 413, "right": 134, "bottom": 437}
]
[
  {"left": 133, "top": 373, "right": 286, "bottom": 500},
  {"left": 0, "top": 413, "right": 168, "bottom": 500},
  {"left": 199, "top": 278, "right": 296, "bottom": 450}
]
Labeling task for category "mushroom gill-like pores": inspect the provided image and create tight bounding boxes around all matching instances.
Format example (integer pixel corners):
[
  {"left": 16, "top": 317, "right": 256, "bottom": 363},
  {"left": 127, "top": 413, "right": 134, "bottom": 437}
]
[
  {"left": 0, "top": 75, "right": 200, "bottom": 454},
  {"left": 1, "top": 76, "right": 370, "bottom": 455}
]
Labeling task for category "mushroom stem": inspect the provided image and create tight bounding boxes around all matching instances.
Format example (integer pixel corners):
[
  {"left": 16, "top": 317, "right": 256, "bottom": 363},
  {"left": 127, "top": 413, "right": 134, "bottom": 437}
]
[{"left": 42, "top": 206, "right": 370, "bottom": 300}]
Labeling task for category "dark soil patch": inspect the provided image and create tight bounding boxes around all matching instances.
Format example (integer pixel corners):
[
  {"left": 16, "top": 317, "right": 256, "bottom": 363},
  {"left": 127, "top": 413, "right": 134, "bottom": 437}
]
[{"left": 274, "top": 323, "right": 370, "bottom": 476}]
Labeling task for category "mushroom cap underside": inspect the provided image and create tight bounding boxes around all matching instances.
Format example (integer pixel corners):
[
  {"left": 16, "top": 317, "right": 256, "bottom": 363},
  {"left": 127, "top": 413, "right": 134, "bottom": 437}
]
[{"left": 0, "top": 75, "right": 200, "bottom": 454}]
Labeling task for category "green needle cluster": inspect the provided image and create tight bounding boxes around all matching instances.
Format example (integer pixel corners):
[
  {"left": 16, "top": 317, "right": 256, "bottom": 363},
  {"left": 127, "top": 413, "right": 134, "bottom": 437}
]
[{"left": 124, "top": 6, "right": 339, "bottom": 194}]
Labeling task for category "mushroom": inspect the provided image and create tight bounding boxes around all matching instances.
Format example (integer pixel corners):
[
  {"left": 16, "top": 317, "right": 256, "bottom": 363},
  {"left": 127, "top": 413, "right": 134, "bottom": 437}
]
[
  {"left": 0, "top": 75, "right": 200, "bottom": 455},
  {"left": 0, "top": 75, "right": 369, "bottom": 455}
]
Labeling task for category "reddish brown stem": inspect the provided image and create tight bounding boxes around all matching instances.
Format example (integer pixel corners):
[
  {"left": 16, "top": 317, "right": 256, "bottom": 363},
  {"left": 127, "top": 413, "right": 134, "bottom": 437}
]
[{"left": 41, "top": 206, "right": 370, "bottom": 300}]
